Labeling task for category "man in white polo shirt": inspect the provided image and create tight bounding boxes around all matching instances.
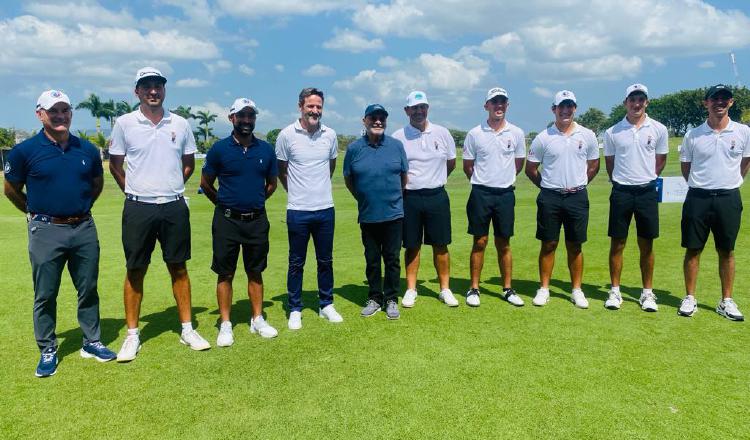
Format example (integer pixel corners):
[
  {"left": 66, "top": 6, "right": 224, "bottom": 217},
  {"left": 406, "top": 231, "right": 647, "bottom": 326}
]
[
  {"left": 462, "top": 87, "right": 526, "bottom": 308},
  {"left": 679, "top": 84, "right": 750, "bottom": 321},
  {"left": 392, "top": 90, "right": 458, "bottom": 308},
  {"left": 525, "top": 90, "right": 600, "bottom": 308},
  {"left": 602, "top": 84, "right": 668, "bottom": 312},
  {"left": 109, "top": 67, "right": 210, "bottom": 361},
  {"left": 276, "top": 87, "right": 343, "bottom": 330}
]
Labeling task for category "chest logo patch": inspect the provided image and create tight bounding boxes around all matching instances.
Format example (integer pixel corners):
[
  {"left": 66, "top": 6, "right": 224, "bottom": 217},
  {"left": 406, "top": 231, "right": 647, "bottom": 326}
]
[
  {"left": 507, "top": 140, "right": 511, "bottom": 149},
  {"left": 171, "top": 132, "right": 176, "bottom": 143},
  {"left": 731, "top": 140, "right": 736, "bottom": 150},
  {"left": 82, "top": 159, "right": 86, "bottom": 166},
  {"left": 259, "top": 159, "right": 263, "bottom": 164},
  {"left": 434, "top": 141, "right": 439, "bottom": 150},
  {"left": 578, "top": 141, "right": 582, "bottom": 150},
  {"left": 647, "top": 136, "right": 652, "bottom": 147}
]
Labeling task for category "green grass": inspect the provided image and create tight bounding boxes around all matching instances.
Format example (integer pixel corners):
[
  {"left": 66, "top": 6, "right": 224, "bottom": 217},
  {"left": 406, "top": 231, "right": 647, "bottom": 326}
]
[{"left": 1, "top": 138, "right": 748, "bottom": 439}]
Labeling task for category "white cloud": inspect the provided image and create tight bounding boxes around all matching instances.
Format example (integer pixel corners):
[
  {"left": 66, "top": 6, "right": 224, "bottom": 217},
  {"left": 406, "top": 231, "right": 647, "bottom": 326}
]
[
  {"left": 274, "top": 64, "right": 285, "bottom": 72},
  {"left": 239, "top": 64, "right": 255, "bottom": 76},
  {"left": 157, "top": 0, "right": 218, "bottom": 28},
  {"left": 322, "top": 28, "right": 384, "bottom": 53},
  {"left": 378, "top": 56, "right": 400, "bottom": 68},
  {"left": 24, "top": 1, "right": 137, "bottom": 27},
  {"left": 175, "top": 78, "right": 209, "bottom": 88},
  {"left": 303, "top": 64, "right": 336, "bottom": 77},
  {"left": 531, "top": 87, "right": 554, "bottom": 98},
  {"left": 698, "top": 60, "right": 716, "bottom": 69},
  {"left": 217, "top": 0, "right": 362, "bottom": 17},
  {"left": 204, "top": 60, "right": 232, "bottom": 75}
]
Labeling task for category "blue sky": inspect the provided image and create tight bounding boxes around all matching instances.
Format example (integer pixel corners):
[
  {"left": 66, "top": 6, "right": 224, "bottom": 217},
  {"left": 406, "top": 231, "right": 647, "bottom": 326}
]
[{"left": 2, "top": 0, "right": 750, "bottom": 137}]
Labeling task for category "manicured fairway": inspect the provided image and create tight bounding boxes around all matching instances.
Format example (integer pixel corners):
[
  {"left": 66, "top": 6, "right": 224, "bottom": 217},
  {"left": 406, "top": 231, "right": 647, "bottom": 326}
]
[{"left": 1, "top": 138, "right": 748, "bottom": 439}]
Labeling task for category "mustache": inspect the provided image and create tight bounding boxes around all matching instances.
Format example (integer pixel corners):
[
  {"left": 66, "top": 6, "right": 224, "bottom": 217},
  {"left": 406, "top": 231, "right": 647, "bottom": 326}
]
[{"left": 306, "top": 112, "right": 321, "bottom": 118}]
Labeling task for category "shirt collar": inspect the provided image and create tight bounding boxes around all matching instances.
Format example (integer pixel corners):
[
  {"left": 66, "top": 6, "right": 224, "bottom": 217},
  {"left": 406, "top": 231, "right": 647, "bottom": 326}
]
[
  {"left": 230, "top": 133, "right": 258, "bottom": 147},
  {"left": 363, "top": 134, "right": 385, "bottom": 147},
  {"left": 700, "top": 119, "right": 736, "bottom": 134},
  {"left": 481, "top": 120, "right": 510, "bottom": 133},
  {"left": 136, "top": 108, "right": 171, "bottom": 125},
  {"left": 549, "top": 122, "right": 581, "bottom": 136},
  {"left": 37, "top": 129, "right": 80, "bottom": 148},
  {"left": 405, "top": 121, "right": 431, "bottom": 136},
  {"left": 293, "top": 119, "right": 327, "bottom": 135},
  {"left": 619, "top": 115, "right": 653, "bottom": 129}
]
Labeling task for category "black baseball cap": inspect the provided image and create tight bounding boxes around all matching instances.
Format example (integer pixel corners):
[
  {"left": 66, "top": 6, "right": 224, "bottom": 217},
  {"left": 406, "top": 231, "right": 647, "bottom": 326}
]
[{"left": 705, "top": 84, "right": 733, "bottom": 100}]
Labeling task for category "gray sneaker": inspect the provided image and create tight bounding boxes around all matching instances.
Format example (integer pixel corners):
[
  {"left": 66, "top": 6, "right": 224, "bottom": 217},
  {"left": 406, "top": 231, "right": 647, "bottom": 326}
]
[
  {"left": 385, "top": 300, "right": 400, "bottom": 320},
  {"left": 361, "top": 300, "right": 381, "bottom": 317}
]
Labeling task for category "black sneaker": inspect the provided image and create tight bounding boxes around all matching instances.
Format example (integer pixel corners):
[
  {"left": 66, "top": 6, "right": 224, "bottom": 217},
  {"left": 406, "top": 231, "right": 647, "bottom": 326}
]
[{"left": 36, "top": 347, "right": 58, "bottom": 378}]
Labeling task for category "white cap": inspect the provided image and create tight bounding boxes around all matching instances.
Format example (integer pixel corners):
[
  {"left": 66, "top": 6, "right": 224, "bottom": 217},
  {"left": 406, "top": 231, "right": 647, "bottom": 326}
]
[
  {"left": 36, "top": 90, "right": 71, "bottom": 111},
  {"left": 135, "top": 67, "right": 167, "bottom": 86},
  {"left": 553, "top": 90, "right": 577, "bottom": 106},
  {"left": 229, "top": 98, "right": 259, "bottom": 116},
  {"left": 406, "top": 90, "right": 429, "bottom": 107},
  {"left": 486, "top": 87, "right": 509, "bottom": 102},
  {"left": 625, "top": 83, "right": 648, "bottom": 98}
]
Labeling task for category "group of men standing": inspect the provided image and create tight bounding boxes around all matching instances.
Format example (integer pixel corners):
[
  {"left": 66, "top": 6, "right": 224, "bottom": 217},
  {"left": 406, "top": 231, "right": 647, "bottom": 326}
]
[{"left": 4, "top": 67, "right": 749, "bottom": 378}]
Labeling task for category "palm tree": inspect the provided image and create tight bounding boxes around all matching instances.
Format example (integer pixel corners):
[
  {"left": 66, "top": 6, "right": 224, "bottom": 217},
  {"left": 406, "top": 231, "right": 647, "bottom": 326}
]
[
  {"left": 75, "top": 93, "right": 106, "bottom": 134},
  {"left": 101, "top": 99, "right": 117, "bottom": 130},
  {"left": 172, "top": 105, "right": 195, "bottom": 120},
  {"left": 116, "top": 100, "right": 138, "bottom": 117},
  {"left": 194, "top": 110, "right": 217, "bottom": 147}
]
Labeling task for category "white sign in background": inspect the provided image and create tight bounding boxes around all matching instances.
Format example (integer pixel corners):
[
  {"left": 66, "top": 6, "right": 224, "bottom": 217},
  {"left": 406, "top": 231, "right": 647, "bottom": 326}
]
[{"left": 658, "top": 176, "right": 689, "bottom": 203}]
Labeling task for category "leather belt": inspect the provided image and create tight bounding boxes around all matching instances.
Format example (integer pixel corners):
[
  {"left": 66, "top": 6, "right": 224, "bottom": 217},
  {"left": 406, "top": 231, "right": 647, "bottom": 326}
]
[
  {"left": 30, "top": 213, "right": 91, "bottom": 225},
  {"left": 221, "top": 207, "right": 265, "bottom": 221},
  {"left": 543, "top": 185, "right": 586, "bottom": 194}
]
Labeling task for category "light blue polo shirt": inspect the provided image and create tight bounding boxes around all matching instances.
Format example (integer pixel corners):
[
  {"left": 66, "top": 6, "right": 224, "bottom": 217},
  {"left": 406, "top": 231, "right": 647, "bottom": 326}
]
[{"left": 343, "top": 135, "right": 408, "bottom": 223}]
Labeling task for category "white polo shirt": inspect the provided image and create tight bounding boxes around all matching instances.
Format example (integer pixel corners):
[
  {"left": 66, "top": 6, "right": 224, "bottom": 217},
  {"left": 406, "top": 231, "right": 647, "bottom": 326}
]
[
  {"left": 680, "top": 120, "right": 750, "bottom": 190},
  {"left": 463, "top": 121, "right": 526, "bottom": 188},
  {"left": 392, "top": 122, "right": 456, "bottom": 190},
  {"left": 528, "top": 123, "right": 599, "bottom": 189},
  {"left": 109, "top": 109, "right": 197, "bottom": 197},
  {"left": 603, "top": 115, "right": 669, "bottom": 185},
  {"left": 275, "top": 120, "right": 338, "bottom": 210}
]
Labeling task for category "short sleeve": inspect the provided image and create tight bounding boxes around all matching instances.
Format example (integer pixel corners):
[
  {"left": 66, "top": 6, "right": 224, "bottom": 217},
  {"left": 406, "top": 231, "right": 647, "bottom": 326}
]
[
  {"left": 108, "top": 119, "right": 126, "bottom": 155},
  {"left": 527, "top": 133, "right": 543, "bottom": 163},
  {"left": 602, "top": 128, "right": 615, "bottom": 157},
  {"left": 462, "top": 131, "right": 476, "bottom": 160},
  {"left": 514, "top": 128, "right": 526, "bottom": 158},
  {"left": 275, "top": 130, "right": 289, "bottom": 161},
  {"left": 202, "top": 143, "right": 220, "bottom": 176},
  {"left": 445, "top": 130, "right": 457, "bottom": 160},
  {"left": 268, "top": 152, "right": 279, "bottom": 177},
  {"left": 679, "top": 131, "right": 693, "bottom": 162},
  {"left": 399, "top": 141, "right": 409, "bottom": 173},
  {"left": 182, "top": 120, "right": 197, "bottom": 155},
  {"left": 4, "top": 145, "right": 27, "bottom": 183},
  {"left": 89, "top": 145, "right": 104, "bottom": 178},
  {"left": 330, "top": 132, "right": 339, "bottom": 159},
  {"left": 743, "top": 127, "right": 750, "bottom": 158},
  {"left": 343, "top": 143, "right": 354, "bottom": 177},
  {"left": 586, "top": 132, "right": 600, "bottom": 160},
  {"left": 655, "top": 124, "right": 669, "bottom": 155}
]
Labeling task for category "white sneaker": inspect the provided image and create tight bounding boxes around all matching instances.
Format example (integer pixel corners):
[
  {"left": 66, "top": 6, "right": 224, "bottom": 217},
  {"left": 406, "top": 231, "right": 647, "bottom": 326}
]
[
  {"left": 319, "top": 304, "right": 344, "bottom": 323},
  {"left": 716, "top": 298, "right": 744, "bottom": 321},
  {"left": 116, "top": 333, "right": 141, "bottom": 363},
  {"left": 571, "top": 289, "right": 589, "bottom": 309},
  {"left": 465, "top": 288, "right": 480, "bottom": 307},
  {"left": 639, "top": 291, "right": 658, "bottom": 312},
  {"left": 288, "top": 311, "right": 302, "bottom": 330},
  {"left": 678, "top": 295, "right": 697, "bottom": 317},
  {"left": 402, "top": 289, "right": 418, "bottom": 308},
  {"left": 439, "top": 289, "right": 459, "bottom": 307},
  {"left": 532, "top": 289, "right": 550, "bottom": 307},
  {"left": 180, "top": 329, "right": 211, "bottom": 351},
  {"left": 216, "top": 321, "right": 234, "bottom": 347},
  {"left": 250, "top": 316, "right": 278, "bottom": 338},
  {"left": 502, "top": 288, "right": 524, "bottom": 307},
  {"left": 604, "top": 290, "right": 623, "bottom": 310}
]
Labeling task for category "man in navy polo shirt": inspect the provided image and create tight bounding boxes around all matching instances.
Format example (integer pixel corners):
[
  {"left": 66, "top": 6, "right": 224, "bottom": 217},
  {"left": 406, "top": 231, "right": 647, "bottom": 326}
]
[
  {"left": 4, "top": 90, "right": 116, "bottom": 377},
  {"left": 201, "top": 98, "right": 279, "bottom": 345},
  {"left": 344, "top": 104, "right": 409, "bottom": 320}
]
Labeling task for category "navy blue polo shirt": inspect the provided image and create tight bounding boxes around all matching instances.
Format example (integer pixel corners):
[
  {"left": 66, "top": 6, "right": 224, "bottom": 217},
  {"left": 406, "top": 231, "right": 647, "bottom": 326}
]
[
  {"left": 202, "top": 135, "right": 278, "bottom": 211},
  {"left": 4, "top": 130, "right": 103, "bottom": 216},
  {"left": 343, "top": 134, "right": 408, "bottom": 223}
]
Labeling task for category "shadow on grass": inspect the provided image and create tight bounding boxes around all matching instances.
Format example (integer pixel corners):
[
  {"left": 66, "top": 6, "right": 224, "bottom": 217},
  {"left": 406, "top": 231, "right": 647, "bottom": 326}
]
[
  {"left": 206, "top": 299, "right": 275, "bottom": 325},
  {"left": 616, "top": 284, "right": 686, "bottom": 310},
  {"left": 138, "top": 305, "right": 209, "bottom": 345},
  {"left": 57, "top": 317, "right": 124, "bottom": 360},
  {"left": 269, "top": 291, "right": 325, "bottom": 316}
]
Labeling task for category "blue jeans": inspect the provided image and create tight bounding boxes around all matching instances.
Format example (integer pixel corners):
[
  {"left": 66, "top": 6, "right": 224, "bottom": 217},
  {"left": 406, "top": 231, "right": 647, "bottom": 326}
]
[{"left": 286, "top": 208, "right": 335, "bottom": 312}]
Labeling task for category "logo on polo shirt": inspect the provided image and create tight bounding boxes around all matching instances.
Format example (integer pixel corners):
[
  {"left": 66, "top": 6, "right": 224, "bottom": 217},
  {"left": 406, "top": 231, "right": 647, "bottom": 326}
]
[
  {"left": 260, "top": 159, "right": 263, "bottom": 164},
  {"left": 507, "top": 140, "right": 511, "bottom": 149},
  {"left": 3, "top": 161, "right": 10, "bottom": 174},
  {"left": 171, "top": 131, "right": 176, "bottom": 143},
  {"left": 647, "top": 136, "right": 652, "bottom": 147},
  {"left": 82, "top": 159, "right": 86, "bottom": 166},
  {"left": 578, "top": 141, "right": 582, "bottom": 150},
  {"left": 434, "top": 141, "right": 439, "bottom": 150}
]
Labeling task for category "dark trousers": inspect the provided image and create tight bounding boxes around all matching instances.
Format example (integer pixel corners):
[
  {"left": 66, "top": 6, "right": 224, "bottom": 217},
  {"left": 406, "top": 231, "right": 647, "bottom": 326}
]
[
  {"left": 287, "top": 208, "right": 335, "bottom": 312},
  {"left": 28, "top": 218, "right": 101, "bottom": 351},
  {"left": 360, "top": 219, "right": 403, "bottom": 305}
]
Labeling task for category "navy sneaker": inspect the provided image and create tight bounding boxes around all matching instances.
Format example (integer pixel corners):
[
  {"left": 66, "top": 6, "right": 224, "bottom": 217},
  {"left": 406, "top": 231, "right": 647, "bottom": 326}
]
[
  {"left": 36, "top": 347, "right": 58, "bottom": 378},
  {"left": 80, "top": 341, "right": 117, "bottom": 362}
]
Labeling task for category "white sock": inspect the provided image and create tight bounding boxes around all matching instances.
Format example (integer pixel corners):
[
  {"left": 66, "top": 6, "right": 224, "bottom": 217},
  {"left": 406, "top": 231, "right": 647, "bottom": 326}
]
[
  {"left": 127, "top": 328, "right": 139, "bottom": 336},
  {"left": 181, "top": 322, "right": 193, "bottom": 332},
  {"left": 642, "top": 288, "right": 653, "bottom": 295},
  {"left": 220, "top": 320, "right": 232, "bottom": 329},
  {"left": 572, "top": 288, "right": 583, "bottom": 295},
  {"left": 538, "top": 287, "right": 549, "bottom": 293},
  {"left": 611, "top": 286, "right": 620, "bottom": 294}
]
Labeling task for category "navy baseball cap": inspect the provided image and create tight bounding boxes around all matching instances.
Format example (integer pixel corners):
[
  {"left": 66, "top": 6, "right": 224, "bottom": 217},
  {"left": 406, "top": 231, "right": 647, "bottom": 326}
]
[
  {"left": 364, "top": 104, "right": 388, "bottom": 117},
  {"left": 705, "top": 84, "right": 733, "bottom": 100}
]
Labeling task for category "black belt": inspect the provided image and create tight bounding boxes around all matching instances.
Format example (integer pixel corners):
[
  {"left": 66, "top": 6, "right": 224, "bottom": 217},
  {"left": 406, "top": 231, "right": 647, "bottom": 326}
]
[
  {"left": 613, "top": 181, "right": 656, "bottom": 193},
  {"left": 473, "top": 184, "right": 515, "bottom": 195},
  {"left": 220, "top": 207, "right": 265, "bottom": 221},
  {"left": 542, "top": 186, "right": 586, "bottom": 195},
  {"left": 688, "top": 187, "right": 738, "bottom": 197},
  {"left": 30, "top": 213, "right": 91, "bottom": 225},
  {"left": 404, "top": 186, "right": 445, "bottom": 196}
]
